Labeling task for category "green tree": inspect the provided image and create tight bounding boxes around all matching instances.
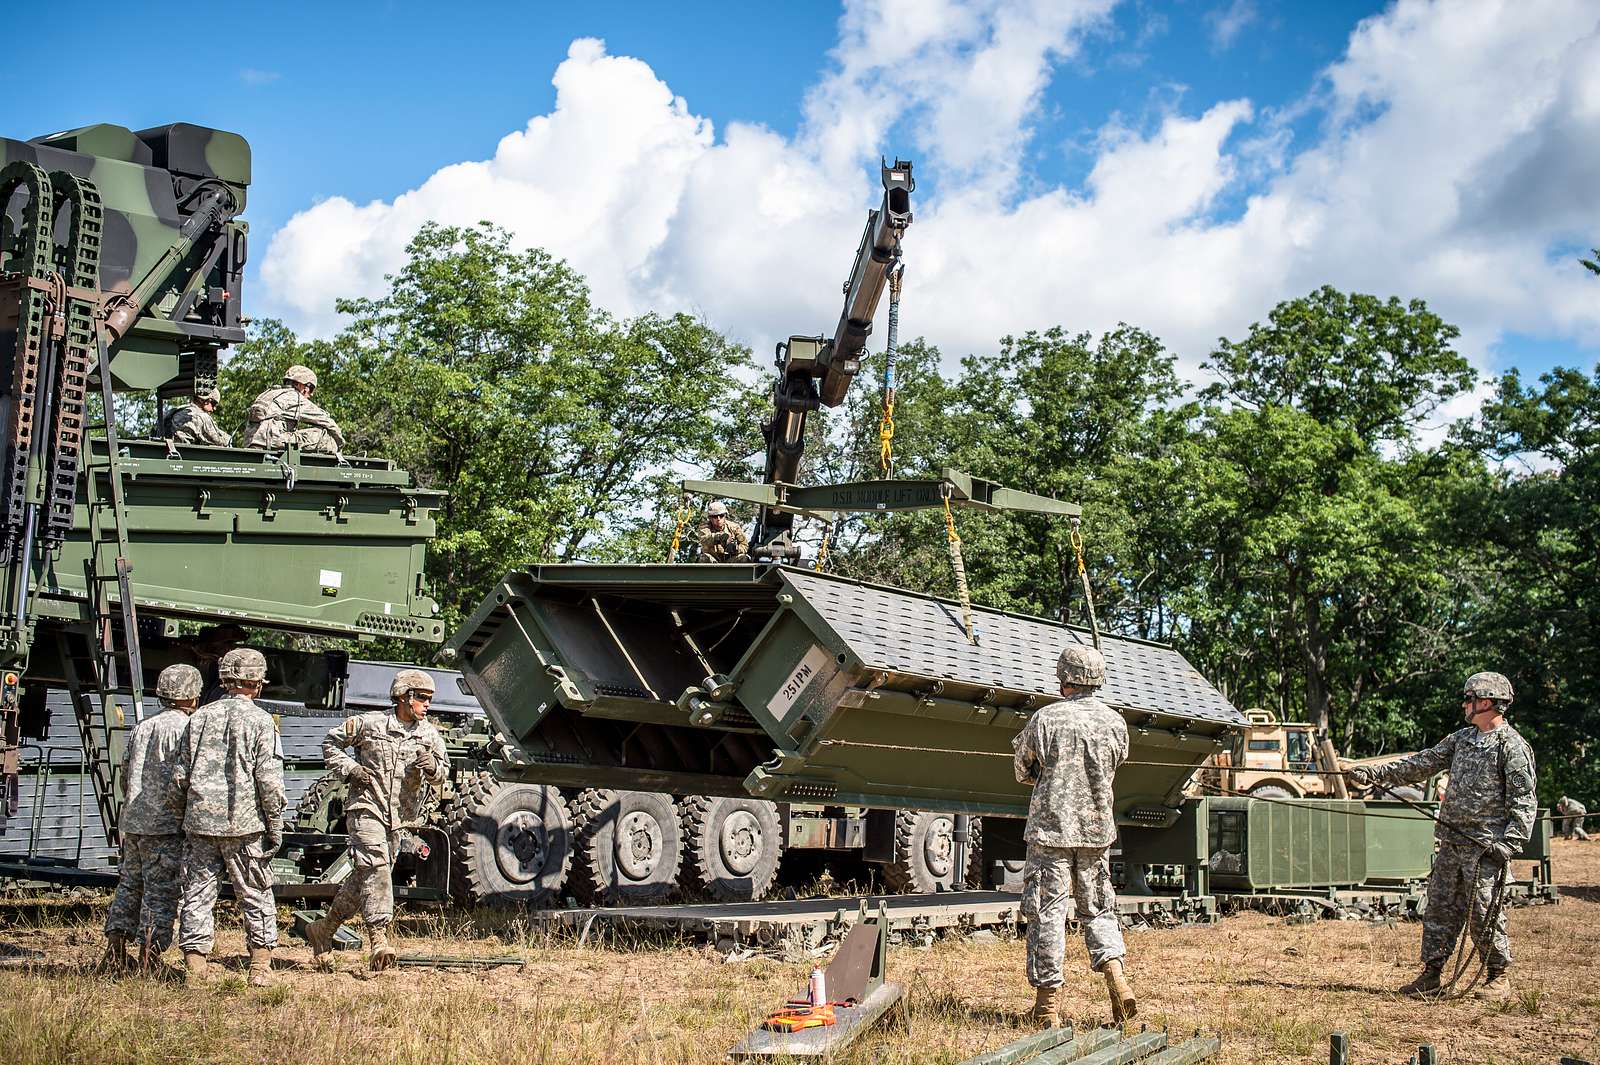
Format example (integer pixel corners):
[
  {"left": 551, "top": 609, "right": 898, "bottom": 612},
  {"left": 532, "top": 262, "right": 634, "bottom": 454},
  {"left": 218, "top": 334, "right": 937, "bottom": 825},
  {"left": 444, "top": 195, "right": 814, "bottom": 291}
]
[{"left": 224, "top": 222, "right": 762, "bottom": 625}]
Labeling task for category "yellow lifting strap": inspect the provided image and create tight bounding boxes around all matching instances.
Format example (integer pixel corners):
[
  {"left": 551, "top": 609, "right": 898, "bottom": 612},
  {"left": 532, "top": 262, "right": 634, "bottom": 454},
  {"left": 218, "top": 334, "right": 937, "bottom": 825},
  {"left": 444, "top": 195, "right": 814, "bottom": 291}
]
[
  {"left": 878, "top": 262, "right": 904, "bottom": 477},
  {"left": 1069, "top": 516, "right": 1102, "bottom": 650},
  {"left": 816, "top": 520, "right": 833, "bottom": 571},
  {"left": 667, "top": 496, "right": 690, "bottom": 563},
  {"left": 943, "top": 491, "right": 977, "bottom": 645}
]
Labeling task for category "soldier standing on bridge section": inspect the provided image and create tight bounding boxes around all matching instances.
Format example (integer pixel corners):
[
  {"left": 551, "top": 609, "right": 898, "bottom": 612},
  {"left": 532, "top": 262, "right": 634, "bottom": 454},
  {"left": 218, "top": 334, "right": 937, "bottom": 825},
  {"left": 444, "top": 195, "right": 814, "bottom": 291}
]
[
  {"left": 1013, "top": 643, "right": 1137, "bottom": 1028},
  {"left": 243, "top": 365, "right": 346, "bottom": 455},
  {"left": 102, "top": 664, "right": 204, "bottom": 973},
  {"left": 172, "top": 648, "right": 286, "bottom": 988},
  {"left": 161, "top": 386, "right": 232, "bottom": 446},
  {"left": 697, "top": 501, "right": 751, "bottom": 563},
  {"left": 306, "top": 668, "right": 448, "bottom": 972},
  {"left": 1348, "top": 671, "right": 1537, "bottom": 1001}
]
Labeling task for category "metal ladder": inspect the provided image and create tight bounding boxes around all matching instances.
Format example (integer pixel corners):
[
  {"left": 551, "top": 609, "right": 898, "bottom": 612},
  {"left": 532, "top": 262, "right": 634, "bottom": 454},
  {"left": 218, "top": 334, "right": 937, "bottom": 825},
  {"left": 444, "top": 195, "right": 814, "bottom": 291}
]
[{"left": 63, "top": 333, "right": 148, "bottom": 847}]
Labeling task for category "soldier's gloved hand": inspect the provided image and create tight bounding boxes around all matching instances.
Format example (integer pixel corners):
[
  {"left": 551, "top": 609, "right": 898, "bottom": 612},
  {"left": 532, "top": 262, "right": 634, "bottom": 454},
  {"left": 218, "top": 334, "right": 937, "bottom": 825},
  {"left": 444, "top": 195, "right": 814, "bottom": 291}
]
[
  {"left": 348, "top": 765, "right": 374, "bottom": 789},
  {"left": 1486, "top": 840, "right": 1515, "bottom": 864},
  {"left": 1346, "top": 766, "right": 1375, "bottom": 790},
  {"left": 414, "top": 748, "right": 439, "bottom": 775},
  {"left": 261, "top": 823, "right": 283, "bottom": 859}
]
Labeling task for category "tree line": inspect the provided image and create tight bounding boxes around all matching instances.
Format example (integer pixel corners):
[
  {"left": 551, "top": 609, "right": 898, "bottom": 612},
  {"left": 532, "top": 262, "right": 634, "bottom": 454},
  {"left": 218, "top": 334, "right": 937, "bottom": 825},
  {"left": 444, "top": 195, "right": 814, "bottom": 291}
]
[{"left": 225, "top": 222, "right": 1598, "bottom": 804}]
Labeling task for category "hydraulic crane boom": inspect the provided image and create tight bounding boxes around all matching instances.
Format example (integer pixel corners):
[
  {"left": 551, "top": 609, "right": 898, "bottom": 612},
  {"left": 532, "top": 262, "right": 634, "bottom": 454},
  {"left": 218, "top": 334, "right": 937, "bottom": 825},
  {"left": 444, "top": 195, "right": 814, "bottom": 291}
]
[{"left": 756, "top": 159, "right": 913, "bottom": 548}]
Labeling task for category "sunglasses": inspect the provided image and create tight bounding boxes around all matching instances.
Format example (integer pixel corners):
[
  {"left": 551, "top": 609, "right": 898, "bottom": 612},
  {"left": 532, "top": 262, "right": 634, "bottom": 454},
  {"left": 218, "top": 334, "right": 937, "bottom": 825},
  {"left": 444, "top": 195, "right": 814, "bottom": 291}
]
[{"left": 411, "top": 692, "right": 433, "bottom": 703}]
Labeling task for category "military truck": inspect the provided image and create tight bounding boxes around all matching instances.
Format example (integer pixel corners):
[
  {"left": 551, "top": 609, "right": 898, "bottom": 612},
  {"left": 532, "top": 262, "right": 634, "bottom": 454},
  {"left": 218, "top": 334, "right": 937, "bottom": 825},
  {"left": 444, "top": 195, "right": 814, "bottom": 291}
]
[
  {"left": 1187, "top": 708, "right": 1430, "bottom": 802},
  {"left": 0, "top": 122, "right": 444, "bottom": 873}
]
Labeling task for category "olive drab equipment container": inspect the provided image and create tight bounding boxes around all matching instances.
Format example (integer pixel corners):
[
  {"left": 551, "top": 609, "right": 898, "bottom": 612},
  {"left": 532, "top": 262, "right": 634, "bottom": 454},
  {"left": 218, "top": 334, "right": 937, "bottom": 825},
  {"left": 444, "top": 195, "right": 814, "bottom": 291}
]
[{"left": 0, "top": 123, "right": 443, "bottom": 850}]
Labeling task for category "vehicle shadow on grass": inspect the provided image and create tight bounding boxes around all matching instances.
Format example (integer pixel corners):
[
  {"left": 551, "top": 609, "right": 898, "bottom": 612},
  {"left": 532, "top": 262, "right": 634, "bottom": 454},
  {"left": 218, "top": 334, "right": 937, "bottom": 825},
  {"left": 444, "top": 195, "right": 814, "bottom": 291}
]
[{"left": 1555, "top": 883, "right": 1600, "bottom": 904}]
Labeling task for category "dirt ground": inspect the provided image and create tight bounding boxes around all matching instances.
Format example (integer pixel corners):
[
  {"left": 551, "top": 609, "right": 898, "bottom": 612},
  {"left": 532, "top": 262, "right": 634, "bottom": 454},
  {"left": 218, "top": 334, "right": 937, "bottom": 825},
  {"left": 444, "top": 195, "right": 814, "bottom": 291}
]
[{"left": 1, "top": 841, "right": 1596, "bottom": 1065}]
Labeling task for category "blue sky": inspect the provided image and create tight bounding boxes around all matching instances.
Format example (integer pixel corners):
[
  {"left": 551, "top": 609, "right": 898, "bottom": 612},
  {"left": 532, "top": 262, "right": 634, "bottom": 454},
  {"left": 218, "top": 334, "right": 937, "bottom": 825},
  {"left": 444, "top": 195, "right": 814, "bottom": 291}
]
[{"left": 4, "top": 1, "right": 1597, "bottom": 386}]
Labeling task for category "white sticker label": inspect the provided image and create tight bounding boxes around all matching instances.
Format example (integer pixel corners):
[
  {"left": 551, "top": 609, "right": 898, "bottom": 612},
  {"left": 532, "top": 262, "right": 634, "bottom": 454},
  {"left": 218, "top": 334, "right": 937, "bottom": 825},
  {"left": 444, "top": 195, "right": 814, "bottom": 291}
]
[
  {"left": 319, "top": 569, "right": 343, "bottom": 589},
  {"left": 766, "top": 644, "right": 832, "bottom": 726}
]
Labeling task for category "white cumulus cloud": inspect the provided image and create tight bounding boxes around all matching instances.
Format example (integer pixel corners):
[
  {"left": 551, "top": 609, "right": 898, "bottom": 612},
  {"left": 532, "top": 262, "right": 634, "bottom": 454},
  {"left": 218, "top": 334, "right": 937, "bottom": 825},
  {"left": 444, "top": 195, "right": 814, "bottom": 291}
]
[{"left": 261, "top": 0, "right": 1600, "bottom": 389}]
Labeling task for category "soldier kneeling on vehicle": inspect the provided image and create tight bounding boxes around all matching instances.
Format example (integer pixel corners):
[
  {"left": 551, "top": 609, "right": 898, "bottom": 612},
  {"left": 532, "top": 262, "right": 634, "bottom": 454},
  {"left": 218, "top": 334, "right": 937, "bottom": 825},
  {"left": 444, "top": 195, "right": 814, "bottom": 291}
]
[{"left": 697, "top": 501, "right": 751, "bottom": 563}]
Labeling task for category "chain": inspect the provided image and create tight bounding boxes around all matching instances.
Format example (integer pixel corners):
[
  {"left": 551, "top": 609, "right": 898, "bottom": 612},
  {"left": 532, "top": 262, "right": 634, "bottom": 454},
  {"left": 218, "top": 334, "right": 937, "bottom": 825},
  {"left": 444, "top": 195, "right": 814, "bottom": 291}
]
[
  {"left": 815, "top": 519, "right": 833, "bottom": 571},
  {"left": 943, "top": 491, "right": 976, "bottom": 644},
  {"left": 667, "top": 495, "right": 689, "bottom": 563},
  {"left": 1069, "top": 516, "right": 1102, "bottom": 651}
]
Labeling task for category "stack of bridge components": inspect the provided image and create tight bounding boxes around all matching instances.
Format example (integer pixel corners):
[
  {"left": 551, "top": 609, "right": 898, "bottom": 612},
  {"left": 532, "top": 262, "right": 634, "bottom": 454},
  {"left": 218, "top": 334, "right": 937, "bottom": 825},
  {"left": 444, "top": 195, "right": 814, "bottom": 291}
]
[{"left": 956, "top": 1026, "right": 1220, "bottom": 1065}]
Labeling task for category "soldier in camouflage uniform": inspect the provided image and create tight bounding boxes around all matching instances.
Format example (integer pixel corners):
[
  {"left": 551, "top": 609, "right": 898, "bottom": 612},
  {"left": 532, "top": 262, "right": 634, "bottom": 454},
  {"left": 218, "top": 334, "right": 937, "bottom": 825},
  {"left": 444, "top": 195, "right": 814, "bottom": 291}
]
[
  {"left": 103, "top": 664, "right": 204, "bottom": 972},
  {"left": 1013, "top": 643, "right": 1136, "bottom": 1027},
  {"left": 1350, "top": 671, "right": 1537, "bottom": 1001},
  {"left": 161, "top": 386, "right": 232, "bottom": 446},
  {"left": 172, "top": 648, "right": 286, "bottom": 988},
  {"left": 305, "top": 668, "right": 447, "bottom": 971},
  {"left": 1555, "top": 796, "right": 1589, "bottom": 841},
  {"left": 697, "top": 502, "right": 751, "bottom": 563},
  {"left": 242, "top": 365, "right": 345, "bottom": 455}
]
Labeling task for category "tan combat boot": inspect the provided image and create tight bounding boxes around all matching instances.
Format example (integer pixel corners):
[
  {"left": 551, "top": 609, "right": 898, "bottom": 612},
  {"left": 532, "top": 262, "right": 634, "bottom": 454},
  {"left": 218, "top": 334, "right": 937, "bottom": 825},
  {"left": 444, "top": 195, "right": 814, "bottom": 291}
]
[
  {"left": 247, "top": 946, "right": 273, "bottom": 988},
  {"left": 368, "top": 926, "right": 397, "bottom": 972},
  {"left": 304, "top": 915, "right": 338, "bottom": 970},
  {"left": 1399, "top": 966, "right": 1442, "bottom": 997},
  {"left": 183, "top": 951, "right": 211, "bottom": 986},
  {"left": 1102, "top": 958, "right": 1137, "bottom": 1022},
  {"left": 1474, "top": 970, "right": 1511, "bottom": 1001},
  {"left": 100, "top": 933, "right": 134, "bottom": 972},
  {"left": 1029, "top": 986, "right": 1061, "bottom": 1028}
]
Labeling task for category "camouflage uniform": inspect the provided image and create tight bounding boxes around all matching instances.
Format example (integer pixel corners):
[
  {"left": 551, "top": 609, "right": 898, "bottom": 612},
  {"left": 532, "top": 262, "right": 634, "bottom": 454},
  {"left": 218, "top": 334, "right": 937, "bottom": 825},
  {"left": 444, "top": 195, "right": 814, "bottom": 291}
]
[
  {"left": 162, "top": 403, "right": 231, "bottom": 446},
  {"left": 697, "top": 521, "right": 751, "bottom": 563},
  {"left": 105, "top": 700, "right": 194, "bottom": 951},
  {"left": 318, "top": 711, "right": 447, "bottom": 930},
  {"left": 1013, "top": 690, "right": 1130, "bottom": 986},
  {"left": 1555, "top": 796, "right": 1588, "bottom": 841},
  {"left": 242, "top": 386, "right": 345, "bottom": 454},
  {"left": 173, "top": 694, "right": 286, "bottom": 954},
  {"left": 1370, "top": 723, "right": 1537, "bottom": 974}
]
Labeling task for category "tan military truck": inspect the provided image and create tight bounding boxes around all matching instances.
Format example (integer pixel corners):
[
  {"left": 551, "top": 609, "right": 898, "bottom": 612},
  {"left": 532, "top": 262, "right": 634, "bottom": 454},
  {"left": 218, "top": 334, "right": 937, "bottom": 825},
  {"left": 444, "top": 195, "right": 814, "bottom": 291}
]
[{"left": 1188, "top": 709, "right": 1430, "bottom": 802}]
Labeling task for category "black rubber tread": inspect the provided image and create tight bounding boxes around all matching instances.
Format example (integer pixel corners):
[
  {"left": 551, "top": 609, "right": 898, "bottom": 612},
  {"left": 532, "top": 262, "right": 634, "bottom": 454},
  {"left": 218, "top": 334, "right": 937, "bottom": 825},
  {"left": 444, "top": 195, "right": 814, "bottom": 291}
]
[
  {"left": 1388, "top": 784, "right": 1426, "bottom": 802},
  {"left": 448, "top": 770, "right": 573, "bottom": 907},
  {"left": 678, "top": 794, "right": 783, "bottom": 903},
  {"left": 291, "top": 771, "right": 347, "bottom": 832},
  {"left": 571, "top": 789, "right": 683, "bottom": 905},
  {"left": 881, "top": 810, "right": 984, "bottom": 894}
]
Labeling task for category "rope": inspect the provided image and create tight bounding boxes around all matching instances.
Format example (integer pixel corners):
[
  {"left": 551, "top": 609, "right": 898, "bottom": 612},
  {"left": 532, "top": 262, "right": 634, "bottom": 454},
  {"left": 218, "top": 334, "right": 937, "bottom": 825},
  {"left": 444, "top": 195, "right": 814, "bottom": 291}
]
[
  {"left": 943, "top": 491, "right": 976, "bottom": 644},
  {"left": 667, "top": 495, "right": 689, "bottom": 563},
  {"left": 1069, "top": 517, "right": 1102, "bottom": 651},
  {"left": 877, "top": 261, "right": 903, "bottom": 477}
]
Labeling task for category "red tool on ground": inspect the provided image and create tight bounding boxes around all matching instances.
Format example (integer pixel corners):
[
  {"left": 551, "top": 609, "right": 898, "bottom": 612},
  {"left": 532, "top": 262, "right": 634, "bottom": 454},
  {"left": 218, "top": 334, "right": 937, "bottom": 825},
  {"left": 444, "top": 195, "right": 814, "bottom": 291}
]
[{"left": 761, "top": 1004, "right": 837, "bottom": 1032}]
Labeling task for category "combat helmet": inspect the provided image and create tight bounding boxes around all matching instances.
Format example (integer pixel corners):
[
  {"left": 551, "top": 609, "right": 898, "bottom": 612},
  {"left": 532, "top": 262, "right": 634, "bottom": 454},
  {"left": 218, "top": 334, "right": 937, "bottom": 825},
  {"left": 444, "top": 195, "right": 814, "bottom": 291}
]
[
  {"left": 283, "top": 365, "right": 318, "bottom": 392},
  {"left": 1057, "top": 644, "right": 1106, "bottom": 688},
  {"left": 195, "top": 385, "right": 221, "bottom": 404},
  {"left": 390, "top": 668, "right": 437, "bottom": 702},
  {"left": 1462, "top": 671, "right": 1513, "bottom": 705},
  {"left": 218, "top": 647, "right": 268, "bottom": 684},
  {"left": 155, "top": 663, "right": 203, "bottom": 704},
  {"left": 707, "top": 501, "right": 729, "bottom": 517}
]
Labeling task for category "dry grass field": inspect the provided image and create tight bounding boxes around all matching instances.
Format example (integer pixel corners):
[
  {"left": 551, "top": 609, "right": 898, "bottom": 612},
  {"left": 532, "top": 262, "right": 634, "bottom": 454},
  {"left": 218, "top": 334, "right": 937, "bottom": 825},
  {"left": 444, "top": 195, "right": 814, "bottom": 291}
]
[{"left": 1, "top": 841, "right": 1595, "bottom": 1065}]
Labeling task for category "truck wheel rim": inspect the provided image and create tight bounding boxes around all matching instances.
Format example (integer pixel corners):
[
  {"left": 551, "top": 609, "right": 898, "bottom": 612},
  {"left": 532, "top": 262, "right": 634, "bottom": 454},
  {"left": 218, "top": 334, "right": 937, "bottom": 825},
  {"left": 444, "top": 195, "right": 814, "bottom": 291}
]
[
  {"left": 720, "top": 809, "right": 763, "bottom": 876},
  {"left": 616, "top": 809, "right": 664, "bottom": 880},
  {"left": 924, "top": 816, "right": 954, "bottom": 877},
  {"left": 496, "top": 811, "right": 549, "bottom": 883}
]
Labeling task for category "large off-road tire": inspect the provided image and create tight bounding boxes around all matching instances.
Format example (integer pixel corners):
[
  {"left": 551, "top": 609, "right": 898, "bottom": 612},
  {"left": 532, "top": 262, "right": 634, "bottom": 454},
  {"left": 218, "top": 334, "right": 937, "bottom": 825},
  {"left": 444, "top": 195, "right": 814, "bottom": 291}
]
[
  {"left": 448, "top": 770, "right": 573, "bottom": 908},
  {"left": 881, "top": 810, "right": 984, "bottom": 894},
  {"left": 1247, "top": 785, "right": 1294, "bottom": 800},
  {"left": 679, "top": 795, "right": 783, "bottom": 902},
  {"left": 1387, "top": 784, "right": 1425, "bottom": 803},
  {"left": 291, "top": 771, "right": 347, "bottom": 834},
  {"left": 571, "top": 789, "right": 683, "bottom": 906}
]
